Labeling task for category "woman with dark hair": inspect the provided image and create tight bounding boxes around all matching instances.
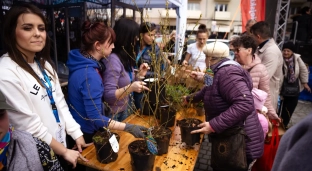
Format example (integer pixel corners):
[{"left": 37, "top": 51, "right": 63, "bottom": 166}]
[
  {"left": 137, "top": 22, "right": 161, "bottom": 78},
  {"left": 291, "top": 6, "right": 312, "bottom": 42},
  {"left": 0, "top": 4, "right": 89, "bottom": 169},
  {"left": 67, "top": 21, "right": 147, "bottom": 146},
  {"left": 182, "top": 24, "right": 209, "bottom": 71},
  {"left": 231, "top": 35, "right": 280, "bottom": 121},
  {"left": 101, "top": 18, "right": 150, "bottom": 122},
  {"left": 132, "top": 22, "right": 162, "bottom": 110}
]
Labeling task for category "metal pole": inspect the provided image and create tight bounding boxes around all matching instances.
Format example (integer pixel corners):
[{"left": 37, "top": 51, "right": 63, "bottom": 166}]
[
  {"left": 293, "top": 21, "right": 298, "bottom": 45},
  {"left": 65, "top": 7, "right": 70, "bottom": 55},
  {"left": 51, "top": 8, "right": 58, "bottom": 72},
  {"left": 111, "top": 0, "right": 115, "bottom": 27}
]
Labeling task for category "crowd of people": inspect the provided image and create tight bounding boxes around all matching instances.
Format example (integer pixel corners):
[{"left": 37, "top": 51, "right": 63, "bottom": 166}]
[{"left": 0, "top": 3, "right": 311, "bottom": 171}]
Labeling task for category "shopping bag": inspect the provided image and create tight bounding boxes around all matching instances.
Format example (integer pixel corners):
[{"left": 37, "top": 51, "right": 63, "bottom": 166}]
[{"left": 252, "top": 120, "right": 280, "bottom": 171}]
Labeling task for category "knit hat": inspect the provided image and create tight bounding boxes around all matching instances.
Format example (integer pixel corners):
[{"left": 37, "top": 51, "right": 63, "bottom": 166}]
[
  {"left": 282, "top": 42, "right": 296, "bottom": 53},
  {"left": 252, "top": 88, "right": 268, "bottom": 110},
  {"left": 203, "top": 42, "right": 229, "bottom": 58}
]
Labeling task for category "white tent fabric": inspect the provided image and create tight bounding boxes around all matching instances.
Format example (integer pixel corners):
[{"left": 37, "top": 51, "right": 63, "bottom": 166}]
[{"left": 120, "top": 0, "right": 187, "bottom": 60}]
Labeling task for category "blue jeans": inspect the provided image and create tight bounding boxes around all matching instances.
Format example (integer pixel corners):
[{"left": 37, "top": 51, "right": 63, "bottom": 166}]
[
  {"left": 107, "top": 109, "right": 129, "bottom": 122},
  {"left": 133, "top": 92, "right": 144, "bottom": 110}
]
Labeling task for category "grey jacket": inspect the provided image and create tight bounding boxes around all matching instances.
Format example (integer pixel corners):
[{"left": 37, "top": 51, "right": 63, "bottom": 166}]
[{"left": 7, "top": 130, "right": 43, "bottom": 171}]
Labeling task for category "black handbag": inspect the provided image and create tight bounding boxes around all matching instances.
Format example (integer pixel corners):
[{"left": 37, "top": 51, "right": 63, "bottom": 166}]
[
  {"left": 209, "top": 127, "right": 248, "bottom": 171},
  {"left": 280, "top": 78, "right": 300, "bottom": 97}
]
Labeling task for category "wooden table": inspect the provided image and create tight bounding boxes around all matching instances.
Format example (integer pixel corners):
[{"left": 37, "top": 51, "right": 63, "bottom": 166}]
[{"left": 78, "top": 110, "right": 205, "bottom": 171}]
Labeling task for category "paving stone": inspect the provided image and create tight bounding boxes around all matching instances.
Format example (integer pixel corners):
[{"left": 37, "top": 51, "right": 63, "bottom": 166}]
[
  {"left": 202, "top": 154, "right": 211, "bottom": 160},
  {"left": 199, "top": 163, "right": 208, "bottom": 170},
  {"left": 199, "top": 158, "right": 208, "bottom": 164}
]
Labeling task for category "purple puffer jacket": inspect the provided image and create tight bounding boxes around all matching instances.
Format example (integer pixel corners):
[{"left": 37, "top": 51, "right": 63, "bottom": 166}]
[{"left": 188, "top": 59, "right": 264, "bottom": 160}]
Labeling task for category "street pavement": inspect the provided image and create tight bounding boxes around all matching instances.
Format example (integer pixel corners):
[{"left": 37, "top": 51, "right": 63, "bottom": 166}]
[{"left": 193, "top": 100, "right": 312, "bottom": 171}]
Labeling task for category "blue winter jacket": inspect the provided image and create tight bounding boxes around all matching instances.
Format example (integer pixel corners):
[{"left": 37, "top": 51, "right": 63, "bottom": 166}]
[{"left": 67, "top": 49, "right": 110, "bottom": 134}]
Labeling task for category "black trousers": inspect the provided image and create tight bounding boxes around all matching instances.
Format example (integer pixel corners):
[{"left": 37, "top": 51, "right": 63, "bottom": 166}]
[{"left": 280, "top": 95, "right": 299, "bottom": 128}]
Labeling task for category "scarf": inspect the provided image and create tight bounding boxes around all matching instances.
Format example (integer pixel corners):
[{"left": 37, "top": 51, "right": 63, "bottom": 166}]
[
  {"left": 285, "top": 55, "right": 296, "bottom": 83},
  {"left": 0, "top": 126, "right": 13, "bottom": 169},
  {"left": 204, "top": 68, "right": 214, "bottom": 86}
]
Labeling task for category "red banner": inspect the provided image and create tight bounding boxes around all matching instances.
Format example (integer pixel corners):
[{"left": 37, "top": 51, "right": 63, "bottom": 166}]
[{"left": 241, "top": 0, "right": 266, "bottom": 32}]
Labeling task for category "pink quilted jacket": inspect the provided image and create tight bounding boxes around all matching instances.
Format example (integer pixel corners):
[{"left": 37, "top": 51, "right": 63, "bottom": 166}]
[{"left": 243, "top": 55, "right": 279, "bottom": 119}]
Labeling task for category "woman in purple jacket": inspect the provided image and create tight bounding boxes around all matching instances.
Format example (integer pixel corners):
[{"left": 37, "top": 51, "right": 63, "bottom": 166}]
[
  {"left": 101, "top": 18, "right": 150, "bottom": 122},
  {"left": 187, "top": 42, "right": 264, "bottom": 170}
]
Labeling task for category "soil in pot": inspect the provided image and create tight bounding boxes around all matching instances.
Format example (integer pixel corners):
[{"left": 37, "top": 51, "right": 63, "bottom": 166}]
[
  {"left": 177, "top": 118, "right": 203, "bottom": 146},
  {"left": 159, "top": 105, "right": 176, "bottom": 127},
  {"left": 128, "top": 140, "right": 156, "bottom": 171},
  {"left": 92, "top": 130, "right": 120, "bottom": 164},
  {"left": 151, "top": 126, "right": 172, "bottom": 155}
]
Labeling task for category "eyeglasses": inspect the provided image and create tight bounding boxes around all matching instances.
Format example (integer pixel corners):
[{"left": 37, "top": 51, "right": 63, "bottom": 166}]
[{"left": 234, "top": 48, "right": 247, "bottom": 53}]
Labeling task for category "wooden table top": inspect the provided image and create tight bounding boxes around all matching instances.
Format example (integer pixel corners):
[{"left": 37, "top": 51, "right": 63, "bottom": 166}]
[{"left": 78, "top": 110, "right": 205, "bottom": 171}]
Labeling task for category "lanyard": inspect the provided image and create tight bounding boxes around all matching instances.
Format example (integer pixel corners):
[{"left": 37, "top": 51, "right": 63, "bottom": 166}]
[
  {"left": 136, "top": 47, "right": 147, "bottom": 64},
  {"left": 35, "top": 60, "right": 60, "bottom": 123}
]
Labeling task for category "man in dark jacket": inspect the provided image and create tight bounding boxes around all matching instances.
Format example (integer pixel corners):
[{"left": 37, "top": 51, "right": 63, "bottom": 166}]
[{"left": 272, "top": 113, "right": 312, "bottom": 171}]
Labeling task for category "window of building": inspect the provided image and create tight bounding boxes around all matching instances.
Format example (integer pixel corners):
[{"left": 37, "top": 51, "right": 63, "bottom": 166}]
[
  {"left": 188, "top": 3, "right": 200, "bottom": 10},
  {"left": 215, "top": 4, "right": 228, "bottom": 12}
]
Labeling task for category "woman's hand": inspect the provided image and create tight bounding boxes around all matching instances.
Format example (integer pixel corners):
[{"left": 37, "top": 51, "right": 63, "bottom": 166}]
[
  {"left": 186, "top": 70, "right": 205, "bottom": 82},
  {"left": 61, "top": 149, "right": 80, "bottom": 168},
  {"left": 136, "top": 63, "right": 150, "bottom": 78},
  {"left": 182, "top": 60, "right": 188, "bottom": 66},
  {"left": 130, "top": 81, "right": 150, "bottom": 93},
  {"left": 190, "top": 122, "right": 213, "bottom": 134},
  {"left": 73, "top": 136, "right": 93, "bottom": 153},
  {"left": 304, "top": 83, "right": 311, "bottom": 93}
]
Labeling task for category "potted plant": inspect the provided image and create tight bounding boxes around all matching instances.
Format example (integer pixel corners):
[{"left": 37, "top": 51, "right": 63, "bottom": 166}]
[
  {"left": 177, "top": 118, "right": 203, "bottom": 146},
  {"left": 151, "top": 126, "right": 172, "bottom": 155},
  {"left": 128, "top": 139, "right": 156, "bottom": 171},
  {"left": 92, "top": 129, "right": 120, "bottom": 164}
]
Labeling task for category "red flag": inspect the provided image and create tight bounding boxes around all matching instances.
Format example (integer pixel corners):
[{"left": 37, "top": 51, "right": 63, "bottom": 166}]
[{"left": 241, "top": 0, "right": 266, "bottom": 32}]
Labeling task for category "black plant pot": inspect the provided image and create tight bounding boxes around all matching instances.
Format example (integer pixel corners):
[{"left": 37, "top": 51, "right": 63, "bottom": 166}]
[
  {"left": 92, "top": 131, "right": 120, "bottom": 164},
  {"left": 144, "top": 78, "right": 166, "bottom": 104},
  {"left": 159, "top": 105, "right": 176, "bottom": 127},
  {"left": 177, "top": 118, "right": 203, "bottom": 146},
  {"left": 152, "top": 127, "right": 172, "bottom": 155},
  {"left": 128, "top": 140, "right": 156, "bottom": 171},
  {"left": 142, "top": 100, "right": 156, "bottom": 116}
]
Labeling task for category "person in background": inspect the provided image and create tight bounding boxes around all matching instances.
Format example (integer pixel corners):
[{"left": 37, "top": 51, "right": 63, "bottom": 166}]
[
  {"left": 290, "top": 6, "right": 312, "bottom": 43},
  {"left": 179, "top": 33, "right": 189, "bottom": 64},
  {"left": 186, "top": 42, "right": 264, "bottom": 170},
  {"left": 164, "top": 30, "right": 176, "bottom": 53},
  {"left": 231, "top": 35, "right": 280, "bottom": 121},
  {"left": 182, "top": 24, "right": 209, "bottom": 71},
  {"left": 102, "top": 18, "right": 150, "bottom": 122},
  {"left": 250, "top": 21, "right": 283, "bottom": 111},
  {"left": 280, "top": 42, "right": 310, "bottom": 128},
  {"left": 242, "top": 19, "right": 257, "bottom": 36},
  {"left": 133, "top": 22, "right": 161, "bottom": 110},
  {"left": 272, "top": 113, "right": 312, "bottom": 171},
  {"left": 0, "top": 4, "right": 90, "bottom": 169}
]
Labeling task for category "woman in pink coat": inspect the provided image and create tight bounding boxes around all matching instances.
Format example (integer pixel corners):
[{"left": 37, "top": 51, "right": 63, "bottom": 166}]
[{"left": 231, "top": 35, "right": 280, "bottom": 121}]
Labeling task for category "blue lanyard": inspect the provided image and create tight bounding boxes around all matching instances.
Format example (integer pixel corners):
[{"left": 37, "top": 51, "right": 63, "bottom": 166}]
[
  {"left": 136, "top": 47, "right": 147, "bottom": 64},
  {"left": 35, "top": 60, "right": 60, "bottom": 123}
]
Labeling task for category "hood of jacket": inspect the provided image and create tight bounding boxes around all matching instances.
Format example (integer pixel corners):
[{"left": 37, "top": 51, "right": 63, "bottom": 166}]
[
  {"left": 243, "top": 54, "right": 262, "bottom": 71},
  {"left": 67, "top": 49, "right": 98, "bottom": 73}
]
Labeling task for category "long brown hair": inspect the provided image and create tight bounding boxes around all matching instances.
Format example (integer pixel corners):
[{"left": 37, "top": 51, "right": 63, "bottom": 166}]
[{"left": 2, "top": 4, "right": 54, "bottom": 87}]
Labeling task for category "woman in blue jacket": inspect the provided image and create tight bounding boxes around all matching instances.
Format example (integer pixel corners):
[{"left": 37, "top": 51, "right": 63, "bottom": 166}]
[{"left": 67, "top": 21, "right": 147, "bottom": 145}]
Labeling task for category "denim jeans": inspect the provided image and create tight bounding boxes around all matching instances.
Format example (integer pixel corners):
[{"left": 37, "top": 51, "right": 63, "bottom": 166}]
[{"left": 107, "top": 109, "right": 129, "bottom": 122}]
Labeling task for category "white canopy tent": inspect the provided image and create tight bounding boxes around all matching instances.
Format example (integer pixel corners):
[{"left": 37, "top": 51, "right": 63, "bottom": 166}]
[{"left": 115, "top": 0, "right": 187, "bottom": 61}]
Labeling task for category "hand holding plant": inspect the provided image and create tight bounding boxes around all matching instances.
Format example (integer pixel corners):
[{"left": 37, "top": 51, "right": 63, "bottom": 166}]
[{"left": 124, "top": 123, "right": 148, "bottom": 138}]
